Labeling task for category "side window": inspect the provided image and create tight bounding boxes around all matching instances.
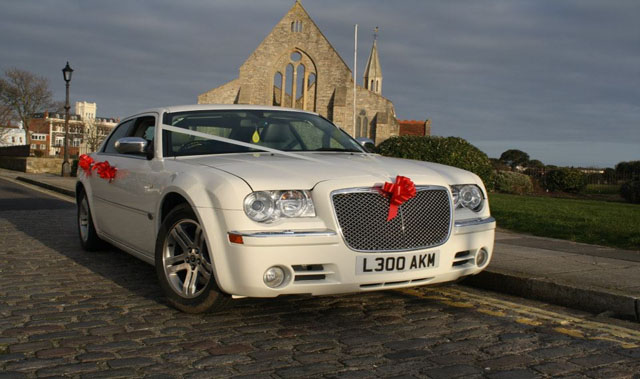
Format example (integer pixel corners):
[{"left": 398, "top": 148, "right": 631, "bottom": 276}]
[
  {"left": 131, "top": 116, "right": 156, "bottom": 144},
  {"left": 103, "top": 119, "right": 135, "bottom": 154}
]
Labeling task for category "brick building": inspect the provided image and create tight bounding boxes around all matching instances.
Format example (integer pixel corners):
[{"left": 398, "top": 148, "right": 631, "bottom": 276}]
[
  {"left": 398, "top": 119, "right": 432, "bottom": 137},
  {"left": 28, "top": 102, "right": 117, "bottom": 157},
  {"left": 199, "top": 1, "right": 429, "bottom": 144}
]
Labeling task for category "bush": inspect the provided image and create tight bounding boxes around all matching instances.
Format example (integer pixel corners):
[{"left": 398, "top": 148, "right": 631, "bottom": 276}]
[
  {"left": 543, "top": 168, "right": 587, "bottom": 193},
  {"left": 377, "top": 136, "right": 494, "bottom": 188},
  {"left": 32, "top": 150, "right": 44, "bottom": 158},
  {"left": 615, "top": 160, "right": 640, "bottom": 181},
  {"left": 620, "top": 180, "right": 640, "bottom": 204},
  {"left": 494, "top": 171, "right": 533, "bottom": 195}
]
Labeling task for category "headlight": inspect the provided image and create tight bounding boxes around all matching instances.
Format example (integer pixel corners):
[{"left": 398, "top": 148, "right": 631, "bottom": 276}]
[
  {"left": 451, "top": 184, "right": 484, "bottom": 212},
  {"left": 244, "top": 190, "right": 315, "bottom": 222},
  {"left": 243, "top": 191, "right": 276, "bottom": 222}
]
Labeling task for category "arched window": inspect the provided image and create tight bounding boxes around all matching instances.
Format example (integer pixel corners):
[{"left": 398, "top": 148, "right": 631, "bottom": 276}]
[
  {"left": 296, "top": 64, "right": 305, "bottom": 101},
  {"left": 273, "top": 72, "right": 283, "bottom": 106},
  {"left": 285, "top": 63, "right": 294, "bottom": 104},
  {"left": 308, "top": 72, "right": 316, "bottom": 89},
  {"left": 291, "top": 20, "right": 303, "bottom": 32},
  {"left": 273, "top": 49, "right": 317, "bottom": 110},
  {"left": 357, "top": 110, "right": 367, "bottom": 138}
]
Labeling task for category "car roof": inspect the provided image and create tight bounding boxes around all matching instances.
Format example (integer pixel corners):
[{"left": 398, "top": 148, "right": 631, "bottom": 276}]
[{"left": 127, "top": 104, "right": 319, "bottom": 120}]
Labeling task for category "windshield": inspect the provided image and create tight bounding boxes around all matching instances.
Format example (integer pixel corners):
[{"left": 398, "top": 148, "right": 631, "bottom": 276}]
[{"left": 162, "top": 110, "right": 364, "bottom": 157}]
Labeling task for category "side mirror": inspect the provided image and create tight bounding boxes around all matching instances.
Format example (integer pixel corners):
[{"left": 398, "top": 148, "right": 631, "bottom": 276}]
[
  {"left": 356, "top": 137, "right": 376, "bottom": 153},
  {"left": 115, "top": 137, "right": 152, "bottom": 159}
]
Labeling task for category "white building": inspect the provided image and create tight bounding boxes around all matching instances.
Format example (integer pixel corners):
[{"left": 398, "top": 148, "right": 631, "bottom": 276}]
[{"left": 0, "top": 127, "right": 26, "bottom": 147}]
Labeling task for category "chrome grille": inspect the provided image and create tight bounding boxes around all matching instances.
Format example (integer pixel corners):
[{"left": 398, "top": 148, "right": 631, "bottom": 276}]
[{"left": 332, "top": 187, "right": 451, "bottom": 252}]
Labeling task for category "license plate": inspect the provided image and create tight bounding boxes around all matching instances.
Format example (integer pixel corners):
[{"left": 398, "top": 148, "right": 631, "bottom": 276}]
[{"left": 356, "top": 251, "right": 439, "bottom": 275}]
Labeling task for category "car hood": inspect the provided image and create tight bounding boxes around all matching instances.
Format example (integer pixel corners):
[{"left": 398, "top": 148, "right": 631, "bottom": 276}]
[{"left": 180, "top": 152, "right": 478, "bottom": 190}]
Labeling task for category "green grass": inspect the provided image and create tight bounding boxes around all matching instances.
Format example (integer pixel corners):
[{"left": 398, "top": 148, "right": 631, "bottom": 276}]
[
  {"left": 488, "top": 193, "right": 640, "bottom": 251},
  {"left": 584, "top": 183, "right": 621, "bottom": 195}
]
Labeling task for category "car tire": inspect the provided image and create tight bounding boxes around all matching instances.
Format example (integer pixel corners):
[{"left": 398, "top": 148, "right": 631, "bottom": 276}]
[
  {"left": 77, "top": 189, "right": 103, "bottom": 251},
  {"left": 155, "top": 203, "right": 230, "bottom": 313}
]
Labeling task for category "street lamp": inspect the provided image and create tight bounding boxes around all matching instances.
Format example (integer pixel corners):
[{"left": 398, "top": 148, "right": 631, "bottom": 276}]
[{"left": 61, "top": 62, "right": 73, "bottom": 177}]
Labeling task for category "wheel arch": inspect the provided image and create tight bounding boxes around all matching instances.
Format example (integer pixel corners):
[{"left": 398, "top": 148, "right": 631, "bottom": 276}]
[
  {"left": 75, "top": 181, "right": 85, "bottom": 203},
  {"left": 159, "top": 191, "right": 191, "bottom": 224}
]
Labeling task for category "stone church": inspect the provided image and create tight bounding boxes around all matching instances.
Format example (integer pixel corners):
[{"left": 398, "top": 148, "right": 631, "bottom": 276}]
[{"left": 198, "top": 1, "right": 414, "bottom": 145}]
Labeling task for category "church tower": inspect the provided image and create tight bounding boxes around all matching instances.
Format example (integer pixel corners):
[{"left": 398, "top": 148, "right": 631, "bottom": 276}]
[{"left": 363, "top": 28, "right": 382, "bottom": 95}]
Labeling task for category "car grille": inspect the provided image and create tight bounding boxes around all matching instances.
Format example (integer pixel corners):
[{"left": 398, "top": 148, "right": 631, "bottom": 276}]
[{"left": 332, "top": 187, "right": 451, "bottom": 252}]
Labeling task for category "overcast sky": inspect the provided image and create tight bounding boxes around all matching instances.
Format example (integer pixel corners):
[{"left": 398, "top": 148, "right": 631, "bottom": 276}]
[{"left": 1, "top": 0, "right": 638, "bottom": 167}]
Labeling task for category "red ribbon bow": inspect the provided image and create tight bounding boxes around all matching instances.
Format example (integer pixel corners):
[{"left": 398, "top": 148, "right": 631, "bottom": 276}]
[
  {"left": 92, "top": 161, "right": 117, "bottom": 181},
  {"left": 78, "top": 154, "right": 94, "bottom": 176},
  {"left": 380, "top": 175, "right": 417, "bottom": 221}
]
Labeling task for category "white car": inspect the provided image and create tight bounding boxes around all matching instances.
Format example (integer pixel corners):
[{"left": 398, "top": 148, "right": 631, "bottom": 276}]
[{"left": 76, "top": 104, "right": 495, "bottom": 313}]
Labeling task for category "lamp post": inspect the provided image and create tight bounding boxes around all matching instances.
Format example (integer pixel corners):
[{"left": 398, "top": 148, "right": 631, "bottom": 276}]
[{"left": 61, "top": 62, "right": 73, "bottom": 177}]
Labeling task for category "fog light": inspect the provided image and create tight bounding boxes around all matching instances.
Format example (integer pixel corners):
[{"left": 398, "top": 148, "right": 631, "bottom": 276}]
[
  {"left": 476, "top": 248, "right": 489, "bottom": 267},
  {"left": 263, "top": 266, "right": 286, "bottom": 288}
]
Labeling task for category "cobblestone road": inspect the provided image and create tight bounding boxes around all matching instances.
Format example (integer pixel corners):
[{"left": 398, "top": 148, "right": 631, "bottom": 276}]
[{"left": 1, "top": 178, "right": 640, "bottom": 378}]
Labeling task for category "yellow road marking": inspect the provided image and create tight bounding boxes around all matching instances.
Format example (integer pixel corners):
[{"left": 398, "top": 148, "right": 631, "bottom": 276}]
[
  {"left": 515, "top": 318, "right": 542, "bottom": 326},
  {"left": 478, "top": 308, "right": 507, "bottom": 317},
  {"left": 554, "top": 327, "right": 585, "bottom": 338},
  {"left": 396, "top": 286, "right": 640, "bottom": 349}
]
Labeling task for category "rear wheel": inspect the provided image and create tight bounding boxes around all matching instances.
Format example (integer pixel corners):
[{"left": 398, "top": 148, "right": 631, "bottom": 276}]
[
  {"left": 77, "top": 189, "right": 103, "bottom": 251},
  {"left": 155, "top": 204, "right": 229, "bottom": 313}
]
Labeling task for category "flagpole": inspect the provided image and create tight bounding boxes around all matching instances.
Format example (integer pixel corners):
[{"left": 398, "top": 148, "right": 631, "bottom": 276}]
[{"left": 353, "top": 24, "right": 358, "bottom": 137}]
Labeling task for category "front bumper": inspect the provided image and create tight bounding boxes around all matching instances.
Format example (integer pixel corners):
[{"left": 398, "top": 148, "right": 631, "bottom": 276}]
[{"left": 202, "top": 209, "right": 496, "bottom": 298}]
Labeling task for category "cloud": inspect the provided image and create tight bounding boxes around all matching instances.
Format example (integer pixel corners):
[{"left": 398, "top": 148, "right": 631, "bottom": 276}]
[{"left": 0, "top": 0, "right": 638, "bottom": 166}]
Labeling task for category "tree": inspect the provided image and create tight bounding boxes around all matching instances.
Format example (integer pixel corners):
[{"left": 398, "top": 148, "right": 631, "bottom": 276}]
[
  {"left": 83, "top": 117, "right": 105, "bottom": 152},
  {"left": 0, "top": 68, "right": 53, "bottom": 145},
  {"left": 499, "top": 149, "right": 530, "bottom": 169},
  {"left": 526, "top": 159, "right": 545, "bottom": 169},
  {"left": 0, "top": 104, "right": 14, "bottom": 142}
]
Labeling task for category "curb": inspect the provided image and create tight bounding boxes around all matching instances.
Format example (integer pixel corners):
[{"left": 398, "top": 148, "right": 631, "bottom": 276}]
[
  {"left": 16, "top": 177, "right": 76, "bottom": 198},
  {"left": 464, "top": 269, "right": 640, "bottom": 322}
]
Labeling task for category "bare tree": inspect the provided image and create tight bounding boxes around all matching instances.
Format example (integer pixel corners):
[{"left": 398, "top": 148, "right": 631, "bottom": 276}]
[
  {"left": 0, "top": 68, "right": 53, "bottom": 145},
  {"left": 0, "top": 104, "right": 15, "bottom": 143},
  {"left": 82, "top": 117, "right": 104, "bottom": 152}
]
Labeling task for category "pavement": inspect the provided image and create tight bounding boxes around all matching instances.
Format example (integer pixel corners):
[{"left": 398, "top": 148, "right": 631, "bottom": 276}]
[{"left": 1, "top": 168, "right": 639, "bottom": 322}]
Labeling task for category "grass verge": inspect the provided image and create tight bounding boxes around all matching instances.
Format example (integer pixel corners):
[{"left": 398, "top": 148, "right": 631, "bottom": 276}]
[{"left": 488, "top": 193, "right": 640, "bottom": 251}]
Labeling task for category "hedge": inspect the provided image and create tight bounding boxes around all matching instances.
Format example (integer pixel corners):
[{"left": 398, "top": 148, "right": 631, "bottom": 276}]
[
  {"left": 543, "top": 168, "right": 587, "bottom": 193},
  {"left": 620, "top": 180, "right": 640, "bottom": 204},
  {"left": 615, "top": 160, "right": 640, "bottom": 181},
  {"left": 376, "top": 136, "right": 494, "bottom": 188},
  {"left": 494, "top": 170, "right": 533, "bottom": 195}
]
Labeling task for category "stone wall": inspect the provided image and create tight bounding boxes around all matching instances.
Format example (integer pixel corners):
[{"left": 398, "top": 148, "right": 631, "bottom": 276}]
[
  {"left": 0, "top": 157, "right": 64, "bottom": 174},
  {"left": 198, "top": 79, "right": 240, "bottom": 104}
]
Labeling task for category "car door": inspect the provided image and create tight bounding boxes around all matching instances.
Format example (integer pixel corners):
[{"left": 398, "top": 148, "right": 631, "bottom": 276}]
[{"left": 91, "top": 113, "right": 164, "bottom": 257}]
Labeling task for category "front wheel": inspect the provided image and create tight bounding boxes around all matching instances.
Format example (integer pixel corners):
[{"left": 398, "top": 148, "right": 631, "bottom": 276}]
[{"left": 155, "top": 204, "right": 229, "bottom": 313}]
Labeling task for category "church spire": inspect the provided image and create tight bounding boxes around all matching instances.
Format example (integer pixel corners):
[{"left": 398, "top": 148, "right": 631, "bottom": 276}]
[{"left": 363, "top": 27, "right": 382, "bottom": 94}]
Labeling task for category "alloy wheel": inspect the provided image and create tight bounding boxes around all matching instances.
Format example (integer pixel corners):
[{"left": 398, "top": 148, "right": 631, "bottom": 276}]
[{"left": 162, "top": 219, "right": 213, "bottom": 298}]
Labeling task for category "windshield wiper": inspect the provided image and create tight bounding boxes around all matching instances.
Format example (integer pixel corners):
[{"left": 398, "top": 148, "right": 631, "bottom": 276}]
[{"left": 312, "top": 147, "right": 362, "bottom": 152}]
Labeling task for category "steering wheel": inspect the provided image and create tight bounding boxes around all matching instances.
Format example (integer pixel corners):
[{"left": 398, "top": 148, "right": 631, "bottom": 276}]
[{"left": 177, "top": 140, "right": 206, "bottom": 153}]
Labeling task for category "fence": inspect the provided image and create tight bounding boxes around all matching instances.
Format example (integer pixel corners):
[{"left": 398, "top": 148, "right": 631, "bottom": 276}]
[{"left": 516, "top": 167, "right": 634, "bottom": 186}]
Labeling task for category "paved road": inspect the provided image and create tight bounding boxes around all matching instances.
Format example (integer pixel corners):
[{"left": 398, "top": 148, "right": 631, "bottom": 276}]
[{"left": 1, "top": 177, "right": 639, "bottom": 378}]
